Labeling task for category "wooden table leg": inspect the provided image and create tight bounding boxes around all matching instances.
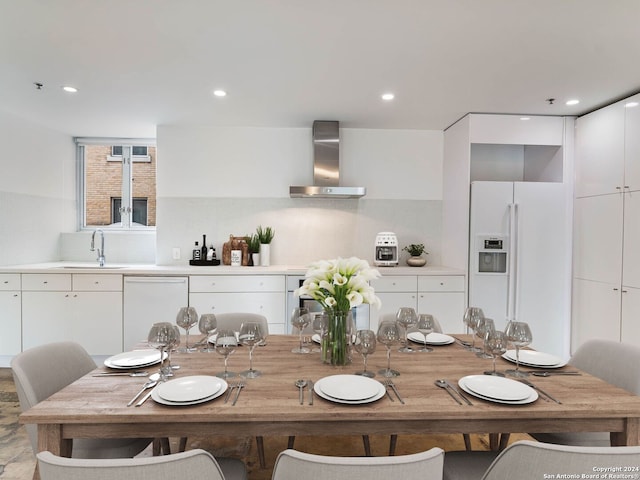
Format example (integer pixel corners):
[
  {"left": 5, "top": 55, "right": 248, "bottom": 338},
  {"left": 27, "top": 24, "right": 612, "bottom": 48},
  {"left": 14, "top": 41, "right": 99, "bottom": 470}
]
[{"left": 611, "top": 417, "right": 640, "bottom": 446}]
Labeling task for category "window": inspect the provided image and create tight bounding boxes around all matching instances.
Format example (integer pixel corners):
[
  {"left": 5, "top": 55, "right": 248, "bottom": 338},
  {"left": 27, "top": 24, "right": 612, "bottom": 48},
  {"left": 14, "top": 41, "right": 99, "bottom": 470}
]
[{"left": 76, "top": 138, "right": 156, "bottom": 229}]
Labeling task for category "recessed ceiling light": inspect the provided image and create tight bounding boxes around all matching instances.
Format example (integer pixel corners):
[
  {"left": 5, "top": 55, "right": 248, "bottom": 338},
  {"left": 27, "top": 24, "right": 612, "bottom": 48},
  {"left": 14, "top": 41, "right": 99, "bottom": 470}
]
[
  {"left": 566, "top": 99, "right": 580, "bottom": 106},
  {"left": 213, "top": 90, "right": 227, "bottom": 97},
  {"left": 381, "top": 93, "right": 395, "bottom": 101},
  {"left": 520, "top": 117, "right": 530, "bottom": 121},
  {"left": 62, "top": 86, "right": 78, "bottom": 93},
  {"left": 625, "top": 102, "right": 639, "bottom": 108}
]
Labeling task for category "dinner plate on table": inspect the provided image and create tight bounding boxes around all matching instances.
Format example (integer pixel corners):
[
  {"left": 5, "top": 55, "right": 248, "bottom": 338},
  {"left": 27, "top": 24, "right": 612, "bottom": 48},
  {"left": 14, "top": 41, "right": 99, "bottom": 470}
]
[
  {"left": 152, "top": 376, "right": 228, "bottom": 406},
  {"left": 314, "top": 375, "right": 385, "bottom": 404},
  {"left": 502, "top": 350, "right": 567, "bottom": 368},
  {"left": 104, "top": 350, "right": 166, "bottom": 369},
  {"left": 458, "top": 375, "right": 538, "bottom": 405},
  {"left": 407, "top": 332, "right": 455, "bottom": 345}
]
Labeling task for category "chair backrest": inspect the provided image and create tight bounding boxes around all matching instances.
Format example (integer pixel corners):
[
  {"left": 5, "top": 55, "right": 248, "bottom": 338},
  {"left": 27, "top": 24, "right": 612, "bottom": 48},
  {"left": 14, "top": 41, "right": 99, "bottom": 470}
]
[
  {"left": 214, "top": 313, "right": 269, "bottom": 335},
  {"left": 11, "top": 341, "right": 97, "bottom": 453},
  {"left": 37, "top": 449, "right": 227, "bottom": 480},
  {"left": 569, "top": 339, "right": 640, "bottom": 394},
  {"left": 272, "top": 447, "right": 444, "bottom": 480},
  {"left": 481, "top": 440, "right": 640, "bottom": 480}
]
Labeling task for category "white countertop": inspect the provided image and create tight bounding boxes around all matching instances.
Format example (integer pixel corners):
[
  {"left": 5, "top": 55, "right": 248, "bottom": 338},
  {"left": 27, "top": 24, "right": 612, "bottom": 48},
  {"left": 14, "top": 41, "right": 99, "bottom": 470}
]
[{"left": 0, "top": 262, "right": 464, "bottom": 276}]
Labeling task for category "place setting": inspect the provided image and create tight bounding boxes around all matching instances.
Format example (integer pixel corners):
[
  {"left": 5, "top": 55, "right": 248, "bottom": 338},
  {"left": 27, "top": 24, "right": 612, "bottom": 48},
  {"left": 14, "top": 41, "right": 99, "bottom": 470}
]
[
  {"left": 312, "top": 374, "right": 386, "bottom": 405},
  {"left": 150, "top": 375, "right": 228, "bottom": 406},
  {"left": 102, "top": 349, "right": 167, "bottom": 370}
]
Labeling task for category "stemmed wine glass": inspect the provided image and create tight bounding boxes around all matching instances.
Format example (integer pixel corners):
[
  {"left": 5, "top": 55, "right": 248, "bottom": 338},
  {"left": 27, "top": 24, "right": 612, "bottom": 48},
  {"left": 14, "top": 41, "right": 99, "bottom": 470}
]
[
  {"left": 311, "top": 313, "right": 328, "bottom": 353},
  {"left": 290, "top": 307, "right": 311, "bottom": 354},
  {"left": 475, "top": 317, "right": 495, "bottom": 359},
  {"left": 484, "top": 330, "right": 508, "bottom": 376},
  {"left": 377, "top": 321, "right": 401, "bottom": 377},
  {"left": 396, "top": 307, "right": 418, "bottom": 353},
  {"left": 354, "top": 329, "right": 376, "bottom": 378},
  {"left": 239, "top": 322, "right": 264, "bottom": 378},
  {"left": 415, "top": 314, "right": 435, "bottom": 353},
  {"left": 504, "top": 321, "right": 533, "bottom": 378},
  {"left": 198, "top": 313, "right": 217, "bottom": 352},
  {"left": 176, "top": 306, "right": 199, "bottom": 353},
  {"left": 463, "top": 307, "right": 485, "bottom": 352},
  {"left": 214, "top": 329, "right": 238, "bottom": 379},
  {"left": 147, "top": 322, "right": 174, "bottom": 382},
  {"left": 161, "top": 325, "right": 180, "bottom": 377}
]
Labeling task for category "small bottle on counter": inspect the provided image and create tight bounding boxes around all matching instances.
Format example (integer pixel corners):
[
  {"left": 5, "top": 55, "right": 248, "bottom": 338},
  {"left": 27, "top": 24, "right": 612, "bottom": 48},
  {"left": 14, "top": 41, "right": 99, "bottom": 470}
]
[
  {"left": 201, "top": 235, "right": 208, "bottom": 260},
  {"left": 193, "top": 241, "right": 201, "bottom": 260},
  {"left": 206, "top": 244, "right": 214, "bottom": 261}
]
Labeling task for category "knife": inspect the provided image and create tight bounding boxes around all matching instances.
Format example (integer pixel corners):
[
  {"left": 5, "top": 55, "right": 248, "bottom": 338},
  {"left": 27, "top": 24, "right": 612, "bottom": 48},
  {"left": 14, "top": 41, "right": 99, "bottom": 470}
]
[
  {"left": 527, "top": 371, "right": 581, "bottom": 376},
  {"left": 308, "top": 380, "right": 314, "bottom": 405},
  {"left": 519, "top": 379, "right": 562, "bottom": 404},
  {"left": 444, "top": 380, "right": 472, "bottom": 406},
  {"left": 135, "top": 388, "right": 155, "bottom": 407},
  {"left": 388, "top": 382, "right": 405, "bottom": 404},
  {"left": 232, "top": 383, "right": 244, "bottom": 406}
]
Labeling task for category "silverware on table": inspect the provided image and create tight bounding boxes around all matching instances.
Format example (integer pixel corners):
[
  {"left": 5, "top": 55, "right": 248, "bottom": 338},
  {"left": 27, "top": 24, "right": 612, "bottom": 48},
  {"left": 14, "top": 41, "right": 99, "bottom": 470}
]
[
  {"left": 295, "top": 379, "right": 307, "bottom": 405},
  {"left": 383, "top": 381, "right": 395, "bottom": 402},
  {"left": 93, "top": 371, "right": 149, "bottom": 377},
  {"left": 308, "top": 380, "right": 314, "bottom": 405},
  {"left": 444, "top": 380, "right": 473, "bottom": 406},
  {"left": 434, "top": 380, "right": 462, "bottom": 405},
  {"left": 127, "top": 373, "right": 160, "bottom": 407},
  {"left": 528, "top": 371, "right": 581, "bottom": 377},
  {"left": 384, "top": 380, "right": 405, "bottom": 404},
  {"left": 225, "top": 383, "right": 237, "bottom": 404},
  {"left": 135, "top": 387, "right": 156, "bottom": 407},
  {"left": 232, "top": 381, "right": 245, "bottom": 406},
  {"left": 519, "top": 378, "right": 562, "bottom": 404}
]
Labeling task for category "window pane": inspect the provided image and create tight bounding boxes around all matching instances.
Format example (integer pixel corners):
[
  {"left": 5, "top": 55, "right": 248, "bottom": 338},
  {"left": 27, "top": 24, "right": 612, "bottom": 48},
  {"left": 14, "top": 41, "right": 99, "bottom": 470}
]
[
  {"left": 111, "top": 146, "right": 123, "bottom": 156},
  {"left": 132, "top": 151, "right": 156, "bottom": 226},
  {"left": 132, "top": 146, "right": 148, "bottom": 156}
]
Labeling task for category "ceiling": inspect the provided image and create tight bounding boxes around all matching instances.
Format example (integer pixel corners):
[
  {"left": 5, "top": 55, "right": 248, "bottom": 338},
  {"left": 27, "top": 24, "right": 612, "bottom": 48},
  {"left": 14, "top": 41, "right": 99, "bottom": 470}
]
[{"left": 2, "top": 0, "right": 640, "bottom": 138}]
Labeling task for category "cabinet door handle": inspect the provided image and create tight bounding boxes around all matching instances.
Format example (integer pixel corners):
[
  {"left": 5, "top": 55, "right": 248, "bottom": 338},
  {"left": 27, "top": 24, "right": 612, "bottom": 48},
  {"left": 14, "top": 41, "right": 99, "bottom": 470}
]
[
  {"left": 613, "top": 288, "right": 619, "bottom": 291},
  {"left": 616, "top": 186, "right": 622, "bottom": 190},
  {"left": 622, "top": 289, "right": 628, "bottom": 293}
]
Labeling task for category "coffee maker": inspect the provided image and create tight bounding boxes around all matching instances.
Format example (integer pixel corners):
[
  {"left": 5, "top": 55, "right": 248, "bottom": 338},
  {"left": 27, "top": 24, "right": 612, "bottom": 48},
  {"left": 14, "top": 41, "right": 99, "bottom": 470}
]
[{"left": 374, "top": 232, "right": 399, "bottom": 267}]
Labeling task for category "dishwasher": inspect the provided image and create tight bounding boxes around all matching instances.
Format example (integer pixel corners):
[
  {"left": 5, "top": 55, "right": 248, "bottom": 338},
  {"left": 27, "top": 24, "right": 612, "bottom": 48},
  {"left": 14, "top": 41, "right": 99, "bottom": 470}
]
[{"left": 123, "top": 276, "right": 189, "bottom": 350}]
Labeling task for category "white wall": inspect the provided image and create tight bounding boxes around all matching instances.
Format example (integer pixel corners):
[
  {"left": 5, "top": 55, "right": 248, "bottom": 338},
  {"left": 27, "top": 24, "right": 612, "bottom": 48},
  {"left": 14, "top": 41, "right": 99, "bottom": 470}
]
[
  {"left": 0, "top": 111, "right": 75, "bottom": 266},
  {"left": 156, "top": 125, "right": 444, "bottom": 266}
]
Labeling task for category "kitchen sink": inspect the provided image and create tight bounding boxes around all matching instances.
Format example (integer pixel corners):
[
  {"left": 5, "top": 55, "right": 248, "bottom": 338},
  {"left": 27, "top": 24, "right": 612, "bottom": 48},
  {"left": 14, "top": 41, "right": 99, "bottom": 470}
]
[{"left": 50, "top": 264, "right": 128, "bottom": 270}]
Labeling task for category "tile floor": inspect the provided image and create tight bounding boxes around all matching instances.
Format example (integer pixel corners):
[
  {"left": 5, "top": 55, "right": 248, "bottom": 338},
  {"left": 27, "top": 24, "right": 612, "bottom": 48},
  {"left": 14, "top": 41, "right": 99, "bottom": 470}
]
[{"left": 0, "top": 367, "right": 525, "bottom": 480}]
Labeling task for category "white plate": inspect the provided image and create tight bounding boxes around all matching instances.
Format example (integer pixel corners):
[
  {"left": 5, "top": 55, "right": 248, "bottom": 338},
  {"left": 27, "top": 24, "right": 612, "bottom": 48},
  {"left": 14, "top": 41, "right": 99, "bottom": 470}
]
[
  {"left": 461, "top": 375, "right": 532, "bottom": 401},
  {"left": 316, "top": 375, "right": 382, "bottom": 402},
  {"left": 156, "top": 375, "right": 223, "bottom": 403},
  {"left": 502, "top": 350, "right": 567, "bottom": 368},
  {"left": 458, "top": 375, "right": 538, "bottom": 404},
  {"left": 314, "top": 377, "right": 385, "bottom": 405},
  {"left": 407, "top": 332, "right": 455, "bottom": 345},
  {"left": 152, "top": 379, "right": 228, "bottom": 406},
  {"left": 104, "top": 350, "right": 165, "bottom": 369}
]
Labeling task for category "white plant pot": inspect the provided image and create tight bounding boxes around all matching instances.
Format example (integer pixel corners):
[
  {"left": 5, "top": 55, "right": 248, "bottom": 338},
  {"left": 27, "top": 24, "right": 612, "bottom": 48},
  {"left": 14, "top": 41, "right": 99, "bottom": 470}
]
[
  {"left": 260, "top": 244, "right": 271, "bottom": 266},
  {"left": 252, "top": 253, "right": 260, "bottom": 267}
]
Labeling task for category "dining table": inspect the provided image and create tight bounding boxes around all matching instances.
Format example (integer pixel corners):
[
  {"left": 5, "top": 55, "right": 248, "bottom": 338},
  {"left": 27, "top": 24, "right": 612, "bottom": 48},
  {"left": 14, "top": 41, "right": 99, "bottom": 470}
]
[{"left": 20, "top": 334, "right": 640, "bottom": 480}]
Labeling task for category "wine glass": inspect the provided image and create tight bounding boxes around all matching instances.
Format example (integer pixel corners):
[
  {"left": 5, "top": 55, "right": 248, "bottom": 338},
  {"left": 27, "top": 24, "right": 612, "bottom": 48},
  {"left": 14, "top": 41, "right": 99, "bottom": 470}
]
[
  {"left": 504, "top": 321, "right": 533, "bottom": 378},
  {"left": 463, "top": 307, "right": 485, "bottom": 352},
  {"left": 198, "top": 313, "right": 217, "bottom": 352},
  {"left": 159, "top": 325, "right": 180, "bottom": 377},
  {"left": 239, "top": 322, "right": 264, "bottom": 378},
  {"left": 311, "top": 313, "right": 328, "bottom": 353},
  {"left": 147, "top": 322, "right": 174, "bottom": 382},
  {"left": 176, "top": 306, "right": 199, "bottom": 353},
  {"left": 377, "top": 321, "right": 401, "bottom": 377},
  {"left": 214, "top": 328, "right": 238, "bottom": 379},
  {"left": 475, "top": 317, "right": 495, "bottom": 359},
  {"left": 415, "top": 314, "right": 435, "bottom": 353},
  {"left": 396, "top": 307, "right": 418, "bottom": 353},
  {"left": 354, "top": 329, "right": 376, "bottom": 378},
  {"left": 290, "top": 307, "right": 311, "bottom": 354},
  {"left": 484, "top": 330, "right": 508, "bottom": 376}
]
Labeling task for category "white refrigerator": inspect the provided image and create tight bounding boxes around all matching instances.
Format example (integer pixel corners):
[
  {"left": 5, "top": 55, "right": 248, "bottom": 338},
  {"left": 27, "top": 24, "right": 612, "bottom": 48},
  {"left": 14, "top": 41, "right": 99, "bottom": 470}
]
[{"left": 468, "top": 181, "right": 571, "bottom": 358}]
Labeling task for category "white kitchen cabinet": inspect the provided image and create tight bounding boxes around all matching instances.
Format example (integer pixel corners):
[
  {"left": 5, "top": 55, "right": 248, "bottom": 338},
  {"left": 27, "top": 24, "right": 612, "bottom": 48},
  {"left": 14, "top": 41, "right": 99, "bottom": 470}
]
[
  {"left": 0, "top": 274, "right": 21, "bottom": 360},
  {"left": 571, "top": 278, "right": 621, "bottom": 348},
  {"left": 22, "top": 274, "right": 123, "bottom": 355},
  {"left": 189, "top": 275, "right": 286, "bottom": 334},
  {"left": 621, "top": 287, "right": 640, "bottom": 348},
  {"left": 574, "top": 101, "right": 625, "bottom": 198},
  {"left": 369, "top": 275, "right": 465, "bottom": 333},
  {"left": 623, "top": 191, "right": 640, "bottom": 288},
  {"left": 624, "top": 94, "right": 640, "bottom": 192},
  {"left": 468, "top": 114, "right": 565, "bottom": 146}
]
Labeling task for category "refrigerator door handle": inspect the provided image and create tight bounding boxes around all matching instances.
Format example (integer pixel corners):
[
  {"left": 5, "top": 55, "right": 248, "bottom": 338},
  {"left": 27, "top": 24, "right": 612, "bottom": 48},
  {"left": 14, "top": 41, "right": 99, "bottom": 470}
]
[{"left": 507, "top": 203, "right": 519, "bottom": 323}]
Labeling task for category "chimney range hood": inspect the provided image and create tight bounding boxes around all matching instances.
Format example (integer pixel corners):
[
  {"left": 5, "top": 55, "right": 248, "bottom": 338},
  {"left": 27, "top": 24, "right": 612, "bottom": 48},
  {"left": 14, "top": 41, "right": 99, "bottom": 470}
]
[{"left": 289, "top": 120, "right": 366, "bottom": 199}]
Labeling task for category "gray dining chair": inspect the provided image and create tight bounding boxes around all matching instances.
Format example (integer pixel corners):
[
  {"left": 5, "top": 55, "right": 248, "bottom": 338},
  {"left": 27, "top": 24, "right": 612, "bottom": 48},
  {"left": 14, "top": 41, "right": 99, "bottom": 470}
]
[
  {"left": 37, "top": 448, "right": 247, "bottom": 480},
  {"left": 530, "top": 339, "right": 640, "bottom": 446},
  {"left": 273, "top": 447, "right": 444, "bottom": 480},
  {"left": 11, "top": 341, "right": 154, "bottom": 459},
  {"left": 443, "top": 440, "right": 640, "bottom": 480}
]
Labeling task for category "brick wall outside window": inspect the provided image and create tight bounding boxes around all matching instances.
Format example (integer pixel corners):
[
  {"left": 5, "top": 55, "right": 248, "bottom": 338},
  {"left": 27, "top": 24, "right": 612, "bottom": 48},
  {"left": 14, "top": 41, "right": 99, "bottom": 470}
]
[{"left": 85, "top": 145, "right": 156, "bottom": 226}]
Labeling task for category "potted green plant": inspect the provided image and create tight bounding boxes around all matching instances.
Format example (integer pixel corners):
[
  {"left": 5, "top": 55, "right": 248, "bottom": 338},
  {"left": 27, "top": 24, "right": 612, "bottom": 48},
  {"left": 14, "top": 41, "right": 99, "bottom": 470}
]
[
  {"left": 246, "top": 234, "right": 261, "bottom": 266},
  {"left": 403, "top": 243, "right": 428, "bottom": 267},
  {"left": 256, "top": 225, "right": 275, "bottom": 266}
]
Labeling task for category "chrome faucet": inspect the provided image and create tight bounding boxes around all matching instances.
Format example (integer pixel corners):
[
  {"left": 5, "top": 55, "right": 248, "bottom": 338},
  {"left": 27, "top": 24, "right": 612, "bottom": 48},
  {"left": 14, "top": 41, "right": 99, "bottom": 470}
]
[{"left": 90, "top": 229, "right": 106, "bottom": 267}]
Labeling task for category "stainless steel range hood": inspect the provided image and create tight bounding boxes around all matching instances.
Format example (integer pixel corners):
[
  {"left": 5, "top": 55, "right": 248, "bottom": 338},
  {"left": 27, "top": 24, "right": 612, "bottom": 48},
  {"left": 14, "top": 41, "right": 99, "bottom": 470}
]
[{"left": 289, "top": 120, "right": 366, "bottom": 198}]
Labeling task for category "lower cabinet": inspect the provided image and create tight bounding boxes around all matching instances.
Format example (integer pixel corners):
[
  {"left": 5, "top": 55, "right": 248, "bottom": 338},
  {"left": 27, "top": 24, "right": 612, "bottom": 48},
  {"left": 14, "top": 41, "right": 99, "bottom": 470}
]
[
  {"left": 571, "top": 278, "right": 622, "bottom": 348},
  {"left": 370, "top": 275, "right": 465, "bottom": 333},
  {"left": 0, "top": 274, "right": 22, "bottom": 359}
]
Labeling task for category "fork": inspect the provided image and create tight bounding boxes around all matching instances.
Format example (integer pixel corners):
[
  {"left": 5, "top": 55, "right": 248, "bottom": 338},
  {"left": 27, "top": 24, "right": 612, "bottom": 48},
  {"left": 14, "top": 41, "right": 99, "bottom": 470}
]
[
  {"left": 232, "top": 381, "right": 245, "bottom": 406},
  {"left": 225, "top": 382, "right": 238, "bottom": 404},
  {"left": 383, "top": 380, "right": 405, "bottom": 404}
]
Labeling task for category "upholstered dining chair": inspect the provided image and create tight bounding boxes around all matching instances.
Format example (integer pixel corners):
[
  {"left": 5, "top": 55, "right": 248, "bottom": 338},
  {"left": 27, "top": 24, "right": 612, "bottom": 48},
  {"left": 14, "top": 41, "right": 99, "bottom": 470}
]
[
  {"left": 443, "top": 440, "right": 640, "bottom": 480},
  {"left": 530, "top": 339, "right": 640, "bottom": 446},
  {"left": 272, "top": 447, "right": 444, "bottom": 480},
  {"left": 37, "top": 448, "right": 247, "bottom": 480},
  {"left": 11, "top": 341, "right": 153, "bottom": 459}
]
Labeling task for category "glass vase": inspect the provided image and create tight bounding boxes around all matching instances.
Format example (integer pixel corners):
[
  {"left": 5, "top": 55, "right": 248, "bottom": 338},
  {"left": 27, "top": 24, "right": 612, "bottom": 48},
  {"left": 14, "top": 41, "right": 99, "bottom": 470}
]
[{"left": 322, "top": 310, "right": 352, "bottom": 366}]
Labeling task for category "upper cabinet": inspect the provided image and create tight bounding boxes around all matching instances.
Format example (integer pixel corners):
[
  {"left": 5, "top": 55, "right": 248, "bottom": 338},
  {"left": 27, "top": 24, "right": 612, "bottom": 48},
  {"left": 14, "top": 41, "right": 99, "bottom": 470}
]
[{"left": 624, "top": 94, "right": 640, "bottom": 193}]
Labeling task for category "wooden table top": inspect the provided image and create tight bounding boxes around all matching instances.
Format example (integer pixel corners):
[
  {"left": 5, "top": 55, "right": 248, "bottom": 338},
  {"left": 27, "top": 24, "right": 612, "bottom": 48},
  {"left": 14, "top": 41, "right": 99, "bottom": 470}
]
[{"left": 20, "top": 335, "right": 640, "bottom": 449}]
